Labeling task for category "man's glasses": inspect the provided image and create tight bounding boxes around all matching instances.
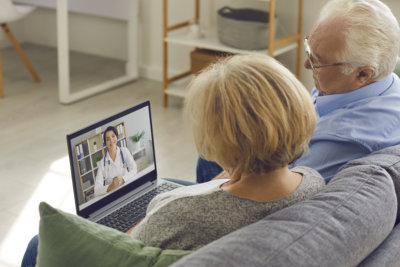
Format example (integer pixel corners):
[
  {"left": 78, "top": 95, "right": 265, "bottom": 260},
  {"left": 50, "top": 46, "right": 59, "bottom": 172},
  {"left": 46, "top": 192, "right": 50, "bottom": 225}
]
[{"left": 303, "top": 36, "right": 357, "bottom": 71}]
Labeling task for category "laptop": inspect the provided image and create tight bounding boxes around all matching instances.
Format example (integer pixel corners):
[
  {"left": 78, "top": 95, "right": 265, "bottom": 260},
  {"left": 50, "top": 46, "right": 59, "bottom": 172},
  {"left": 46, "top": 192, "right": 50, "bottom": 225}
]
[{"left": 66, "top": 100, "right": 182, "bottom": 232}]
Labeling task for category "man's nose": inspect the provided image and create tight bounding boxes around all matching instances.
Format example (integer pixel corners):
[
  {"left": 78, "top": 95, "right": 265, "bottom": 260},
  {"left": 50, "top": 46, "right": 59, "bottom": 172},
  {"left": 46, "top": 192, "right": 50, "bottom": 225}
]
[{"left": 304, "top": 57, "right": 312, "bottom": 69}]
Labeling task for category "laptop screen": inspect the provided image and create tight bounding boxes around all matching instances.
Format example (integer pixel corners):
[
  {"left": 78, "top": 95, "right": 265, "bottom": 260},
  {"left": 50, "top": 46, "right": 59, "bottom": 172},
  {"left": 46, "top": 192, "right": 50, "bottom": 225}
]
[{"left": 66, "top": 101, "right": 157, "bottom": 218}]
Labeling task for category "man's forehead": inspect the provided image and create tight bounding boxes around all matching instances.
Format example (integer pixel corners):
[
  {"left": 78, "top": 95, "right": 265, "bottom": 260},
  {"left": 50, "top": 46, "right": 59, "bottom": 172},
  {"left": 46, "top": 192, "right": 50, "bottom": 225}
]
[
  {"left": 308, "top": 19, "right": 347, "bottom": 61},
  {"left": 310, "top": 18, "right": 347, "bottom": 45}
]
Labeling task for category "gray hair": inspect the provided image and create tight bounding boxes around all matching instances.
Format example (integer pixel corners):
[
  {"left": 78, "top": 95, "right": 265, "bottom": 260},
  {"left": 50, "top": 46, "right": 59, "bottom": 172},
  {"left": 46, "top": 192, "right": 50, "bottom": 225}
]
[{"left": 318, "top": 0, "right": 400, "bottom": 79}]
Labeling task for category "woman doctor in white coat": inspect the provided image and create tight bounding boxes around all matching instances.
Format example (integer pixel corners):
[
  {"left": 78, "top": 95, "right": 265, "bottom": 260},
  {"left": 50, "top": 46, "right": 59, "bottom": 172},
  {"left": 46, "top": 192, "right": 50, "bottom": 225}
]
[{"left": 94, "top": 126, "right": 138, "bottom": 197}]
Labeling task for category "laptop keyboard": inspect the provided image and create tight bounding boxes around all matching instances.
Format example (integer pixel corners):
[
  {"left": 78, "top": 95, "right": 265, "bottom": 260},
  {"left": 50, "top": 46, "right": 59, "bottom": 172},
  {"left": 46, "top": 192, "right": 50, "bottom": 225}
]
[{"left": 97, "top": 182, "right": 179, "bottom": 232}]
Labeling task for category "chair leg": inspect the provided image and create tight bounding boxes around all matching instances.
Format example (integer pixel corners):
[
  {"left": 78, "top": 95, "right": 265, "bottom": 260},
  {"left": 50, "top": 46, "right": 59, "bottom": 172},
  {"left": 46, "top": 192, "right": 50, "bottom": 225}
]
[
  {"left": 1, "top": 23, "right": 40, "bottom": 83},
  {"left": 0, "top": 46, "right": 3, "bottom": 98}
]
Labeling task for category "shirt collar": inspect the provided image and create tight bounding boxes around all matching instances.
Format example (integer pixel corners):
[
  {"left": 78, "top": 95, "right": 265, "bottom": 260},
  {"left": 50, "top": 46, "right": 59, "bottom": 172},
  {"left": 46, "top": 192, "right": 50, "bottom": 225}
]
[
  {"left": 106, "top": 146, "right": 120, "bottom": 162},
  {"left": 313, "top": 74, "right": 394, "bottom": 117}
]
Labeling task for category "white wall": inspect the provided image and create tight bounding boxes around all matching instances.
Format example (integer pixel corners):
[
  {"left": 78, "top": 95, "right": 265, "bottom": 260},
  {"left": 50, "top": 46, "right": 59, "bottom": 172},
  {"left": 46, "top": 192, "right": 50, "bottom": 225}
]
[
  {"left": 2, "top": 0, "right": 400, "bottom": 91},
  {"left": 0, "top": 8, "right": 127, "bottom": 59}
]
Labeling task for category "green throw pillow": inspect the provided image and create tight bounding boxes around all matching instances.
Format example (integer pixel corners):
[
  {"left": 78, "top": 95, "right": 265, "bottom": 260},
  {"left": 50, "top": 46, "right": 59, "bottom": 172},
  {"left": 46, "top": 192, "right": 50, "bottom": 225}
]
[{"left": 37, "top": 202, "right": 192, "bottom": 267}]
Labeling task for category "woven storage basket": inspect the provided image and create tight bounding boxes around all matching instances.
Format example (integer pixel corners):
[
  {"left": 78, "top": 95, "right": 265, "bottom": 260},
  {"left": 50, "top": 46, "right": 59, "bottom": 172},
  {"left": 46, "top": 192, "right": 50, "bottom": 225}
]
[
  {"left": 217, "top": 7, "right": 277, "bottom": 50},
  {"left": 190, "top": 49, "right": 232, "bottom": 74}
]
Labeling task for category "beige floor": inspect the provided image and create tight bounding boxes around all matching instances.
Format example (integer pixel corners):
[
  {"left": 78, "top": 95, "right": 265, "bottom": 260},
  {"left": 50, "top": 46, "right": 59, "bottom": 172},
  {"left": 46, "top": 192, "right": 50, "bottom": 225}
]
[{"left": 0, "top": 44, "right": 198, "bottom": 266}]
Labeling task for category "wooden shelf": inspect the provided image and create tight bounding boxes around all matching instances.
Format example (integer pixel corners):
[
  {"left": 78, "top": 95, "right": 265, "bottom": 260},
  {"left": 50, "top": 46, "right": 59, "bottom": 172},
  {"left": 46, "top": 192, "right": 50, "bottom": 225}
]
[
  {"left": 162, "top": 0, "right": 304, "bottom": 107},
  {"left": 165, "top": 29, "right": 297, "bottom": 57},
  {"left": 164, "top": 75, "right": 193, "bottom": 98}
]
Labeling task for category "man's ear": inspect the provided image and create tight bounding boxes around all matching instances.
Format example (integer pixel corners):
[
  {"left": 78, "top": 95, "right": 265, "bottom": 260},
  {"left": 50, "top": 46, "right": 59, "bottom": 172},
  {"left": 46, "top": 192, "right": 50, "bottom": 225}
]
[{"left": 356, "top": 66, "right": 375, "bottom": 85}]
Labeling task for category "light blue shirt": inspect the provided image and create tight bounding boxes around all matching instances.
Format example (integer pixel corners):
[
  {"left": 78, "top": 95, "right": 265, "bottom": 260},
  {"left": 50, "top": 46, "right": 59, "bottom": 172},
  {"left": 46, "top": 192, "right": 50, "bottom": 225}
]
[{"left": 291, "top": 73, "right": 400, "bottom": 182}]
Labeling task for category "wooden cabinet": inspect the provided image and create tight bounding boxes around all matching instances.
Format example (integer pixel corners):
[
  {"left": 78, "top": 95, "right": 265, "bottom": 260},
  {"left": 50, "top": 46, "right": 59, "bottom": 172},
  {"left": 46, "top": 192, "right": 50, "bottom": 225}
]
[
  {"left": 162, "top": 0, "right": 304, "bottom": 107},
  {"left": 132, "top": 146, "right": 147, "bottom": 172}
]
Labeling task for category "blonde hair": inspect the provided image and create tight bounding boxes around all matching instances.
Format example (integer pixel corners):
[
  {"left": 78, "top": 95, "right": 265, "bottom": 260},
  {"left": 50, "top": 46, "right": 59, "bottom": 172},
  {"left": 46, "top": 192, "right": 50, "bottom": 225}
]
[{"left": 184, "top": 54, "right": 316, "bottom": 174}]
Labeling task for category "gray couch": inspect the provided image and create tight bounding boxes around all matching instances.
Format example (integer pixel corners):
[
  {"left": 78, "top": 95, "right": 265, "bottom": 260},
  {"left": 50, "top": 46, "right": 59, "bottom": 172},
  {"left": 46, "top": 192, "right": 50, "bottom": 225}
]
[
  {"left": 35, "top": 145, "right": 400, "bottom": 266},
  {"left": 172, "top": 145, "right": 400, "bottom": 267}
]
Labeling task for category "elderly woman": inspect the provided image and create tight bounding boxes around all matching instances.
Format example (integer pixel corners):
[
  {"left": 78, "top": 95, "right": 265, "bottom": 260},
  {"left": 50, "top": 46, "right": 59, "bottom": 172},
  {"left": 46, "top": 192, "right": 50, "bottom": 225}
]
[
  {"left": 129, "top": 54, "right": 325, "bottom": 250},
  {"left": 21, "top": 54, "right": 326, "bottom": 266}
]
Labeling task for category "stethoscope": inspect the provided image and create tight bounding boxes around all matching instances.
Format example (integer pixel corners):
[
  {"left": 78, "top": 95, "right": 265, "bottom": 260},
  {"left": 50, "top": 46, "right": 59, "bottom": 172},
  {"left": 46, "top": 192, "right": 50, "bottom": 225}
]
[{"left": 103, "top": 148, "right": 129, "bottom": 185}]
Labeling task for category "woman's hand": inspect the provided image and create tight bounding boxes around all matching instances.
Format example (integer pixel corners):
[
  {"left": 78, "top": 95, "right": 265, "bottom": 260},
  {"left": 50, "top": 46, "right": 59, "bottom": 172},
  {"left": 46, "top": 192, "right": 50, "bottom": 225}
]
[{"left": 107, "top": 176, "right": 125, "bottom": 192}]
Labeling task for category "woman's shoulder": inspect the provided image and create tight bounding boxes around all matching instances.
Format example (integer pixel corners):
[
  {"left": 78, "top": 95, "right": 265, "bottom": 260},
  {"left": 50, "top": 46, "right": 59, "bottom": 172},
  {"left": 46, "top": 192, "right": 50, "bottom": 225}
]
[
  {"left": 119, "top": 146, "right": 132, "bottom": 155},
  {"left": 290, "top": 166, "right": 326, "bottom": 197},
  {"left": 146, "top": 179, "right": 229, "bottom": 213},
  {"left": 120, "top": 146, "right": 129, "bottom": 152},
  {"left": 160, "top": 179, "right": 228, "bottom": 199},
  {"left": 292, "top": 166, "right": 325, "bottom": 183}
]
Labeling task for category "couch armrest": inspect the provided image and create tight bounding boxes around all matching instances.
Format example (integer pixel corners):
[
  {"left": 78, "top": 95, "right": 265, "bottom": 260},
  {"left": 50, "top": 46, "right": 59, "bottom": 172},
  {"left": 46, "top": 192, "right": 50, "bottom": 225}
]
[
  {"left": 358, "top": 223, "right": 400, "bottom": 267},
  {"left": 340, "top": 145, "right": 400, "bottom": 224}
]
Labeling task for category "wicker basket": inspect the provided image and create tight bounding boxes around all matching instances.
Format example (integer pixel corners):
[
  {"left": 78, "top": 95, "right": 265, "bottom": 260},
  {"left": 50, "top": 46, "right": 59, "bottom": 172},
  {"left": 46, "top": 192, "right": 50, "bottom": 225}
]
[
  {"left": 190, "top": 49, "right": 232, "bottom": 74},
  {"left": 217, "top": 7, "right": 277, "bottom": 50}
]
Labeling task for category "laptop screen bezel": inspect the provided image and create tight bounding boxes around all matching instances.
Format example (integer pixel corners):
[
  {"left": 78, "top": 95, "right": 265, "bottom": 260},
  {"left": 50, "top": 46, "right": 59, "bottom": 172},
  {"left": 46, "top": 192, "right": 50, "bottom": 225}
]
[{"left": 66, "top": 100, "right": 158, "bottom": 218}]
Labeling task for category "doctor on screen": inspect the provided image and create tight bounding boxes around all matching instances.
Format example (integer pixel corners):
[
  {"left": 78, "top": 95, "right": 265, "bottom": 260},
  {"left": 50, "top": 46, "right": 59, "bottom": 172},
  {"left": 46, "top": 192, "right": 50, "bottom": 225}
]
[{"left": 94, "top": 126, "right": 138, "bottom": 197}]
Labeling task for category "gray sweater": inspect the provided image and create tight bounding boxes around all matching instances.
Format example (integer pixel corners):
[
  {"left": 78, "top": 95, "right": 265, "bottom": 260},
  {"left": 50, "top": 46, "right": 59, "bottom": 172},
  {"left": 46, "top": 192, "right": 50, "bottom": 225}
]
[{"left": 130, "top": 166, "right": 325, "bottom": 250}]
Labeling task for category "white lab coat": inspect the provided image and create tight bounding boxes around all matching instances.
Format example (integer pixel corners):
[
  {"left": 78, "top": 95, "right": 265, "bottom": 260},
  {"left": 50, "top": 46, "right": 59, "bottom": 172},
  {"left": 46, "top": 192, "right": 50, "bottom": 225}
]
[{"left": 94, "top": 146, "right": 138, "bottom": 197}]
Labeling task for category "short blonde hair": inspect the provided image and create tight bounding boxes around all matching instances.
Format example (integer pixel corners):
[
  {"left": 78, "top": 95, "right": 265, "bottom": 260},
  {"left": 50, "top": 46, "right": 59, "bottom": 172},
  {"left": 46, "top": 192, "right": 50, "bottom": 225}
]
[{"left": 184, "top": 54, "right": 316, "bottom": 174}]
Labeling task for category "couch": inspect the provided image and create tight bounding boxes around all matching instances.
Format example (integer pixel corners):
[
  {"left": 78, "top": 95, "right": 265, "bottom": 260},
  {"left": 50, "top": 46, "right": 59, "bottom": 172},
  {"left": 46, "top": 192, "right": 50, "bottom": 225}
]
[
  {"left": 37, "top": 145, "right": 400, "bottom": 267},
  {"left": 172, "top": 145, "right": 400, "bottom": 267}
]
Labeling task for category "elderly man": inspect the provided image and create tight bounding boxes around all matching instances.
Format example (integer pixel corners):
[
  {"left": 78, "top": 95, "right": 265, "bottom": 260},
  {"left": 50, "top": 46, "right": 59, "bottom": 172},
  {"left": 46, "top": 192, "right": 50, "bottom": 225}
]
[{"left": 197, "top": 0, "right": 400, "bottom": 183}]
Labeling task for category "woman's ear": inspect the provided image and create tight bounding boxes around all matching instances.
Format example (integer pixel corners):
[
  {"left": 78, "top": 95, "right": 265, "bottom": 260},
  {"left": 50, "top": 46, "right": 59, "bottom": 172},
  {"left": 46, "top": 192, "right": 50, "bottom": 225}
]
[{"left": 356, "top": 66, "right": 375, "bottom": 85}]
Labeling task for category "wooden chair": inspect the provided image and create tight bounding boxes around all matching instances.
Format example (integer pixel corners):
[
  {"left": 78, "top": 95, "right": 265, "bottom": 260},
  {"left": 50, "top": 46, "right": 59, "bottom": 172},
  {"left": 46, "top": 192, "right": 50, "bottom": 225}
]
[{"left": 0, "top": 0, "right": 40, "bottom": 98}]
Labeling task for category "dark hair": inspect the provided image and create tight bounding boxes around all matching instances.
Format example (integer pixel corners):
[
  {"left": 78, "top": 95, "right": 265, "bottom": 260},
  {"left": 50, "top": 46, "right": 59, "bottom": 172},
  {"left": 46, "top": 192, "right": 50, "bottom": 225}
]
[{"left": 103, "top": 126, "right": 118, "bottom": 145}]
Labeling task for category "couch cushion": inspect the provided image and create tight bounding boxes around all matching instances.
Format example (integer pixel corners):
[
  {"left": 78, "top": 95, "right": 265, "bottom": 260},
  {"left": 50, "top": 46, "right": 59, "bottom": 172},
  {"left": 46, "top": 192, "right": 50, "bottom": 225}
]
[
  {"left": 350, "top": 145, "right": 400, "bottom": 267},
  {"left": 172, "top": 145, "right": 400, "bottom": 267},
  {"left": 341, "top": 145, "right": 400, "bottom": 224},
  {"left": 36, "top": 202, "right": 191, "bottom": 267},
  {"left": 358, "top": 223, "right": 400, "bottom": 267}
]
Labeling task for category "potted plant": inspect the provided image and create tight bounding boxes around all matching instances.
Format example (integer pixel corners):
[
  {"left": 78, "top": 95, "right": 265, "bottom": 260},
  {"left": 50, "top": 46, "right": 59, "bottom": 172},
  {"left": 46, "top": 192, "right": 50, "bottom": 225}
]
[
  {"left": 93, "top": 155, "right": 102, "bottom": 166},
  {"left": 130, "top": 130, "right": 145, "bottom": 151}
]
